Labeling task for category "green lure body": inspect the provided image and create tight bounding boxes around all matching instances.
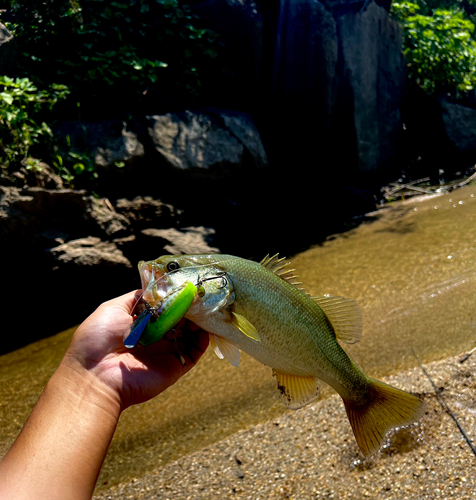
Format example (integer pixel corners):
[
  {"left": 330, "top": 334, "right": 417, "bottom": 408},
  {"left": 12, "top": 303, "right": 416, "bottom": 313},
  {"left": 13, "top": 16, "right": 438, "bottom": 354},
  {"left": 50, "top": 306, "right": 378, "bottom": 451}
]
[{"left": 139, "top": 281, "right": 197, "bottom": 346}]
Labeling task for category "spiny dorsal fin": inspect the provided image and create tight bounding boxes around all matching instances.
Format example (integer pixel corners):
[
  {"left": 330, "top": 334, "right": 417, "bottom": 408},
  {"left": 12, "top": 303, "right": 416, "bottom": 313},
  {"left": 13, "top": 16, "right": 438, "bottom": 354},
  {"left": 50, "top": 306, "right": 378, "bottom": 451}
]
[
  {"left": 260, "top": 254, "right": 308, "bottom": 293},
  {"left": 209, "top": 334, "right": 241, "bottom": 367},
  {"left": 273, "top": 370, "right": 320, "bottom": 409},
  {"left": 231, "top": 312, "right": 261, "bottom": 341},
  {"left": 313, "top": 296, "right": 363, "bottom": 344}
]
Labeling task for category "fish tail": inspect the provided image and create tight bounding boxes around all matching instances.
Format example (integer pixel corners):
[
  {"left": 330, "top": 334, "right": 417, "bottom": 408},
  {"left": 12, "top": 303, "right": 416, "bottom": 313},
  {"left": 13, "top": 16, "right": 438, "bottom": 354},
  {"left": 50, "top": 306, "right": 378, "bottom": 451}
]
[{"left": 343, "top": 378, "right": 425, "bottom": 457}]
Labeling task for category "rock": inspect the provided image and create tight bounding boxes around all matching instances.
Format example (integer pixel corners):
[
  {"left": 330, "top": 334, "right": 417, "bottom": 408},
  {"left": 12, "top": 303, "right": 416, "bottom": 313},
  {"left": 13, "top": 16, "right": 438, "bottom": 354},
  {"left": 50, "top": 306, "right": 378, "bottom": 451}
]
[
  {"left": 19, "top": 160, "right": 64, "bottom": 189},
  {"left": 258, "top": 0, "right": 404, "bottom": 187},
  {"left": 49, "top": 236, "right": 132, "bottom": 268},
  {"left": 321, "top": 0, "right": 392, "bottom": 13},
  {"left": 332, "top": 0, "right": 404, "bottom": 176},
  {"left": 440, "top": 100, "right": 476, "bottom": 155},
  {"left": 53, "top": 119, "right": 145, "bottom": 172},
  {"left": 258, "top": 0, "right": 338, "bottom": 170},
  {"left": 140, "top": 227, "right": 219, "bottom": 255},
  {"left": 115, "top": 196, "right": 176, "bottom": 230},
  {"left": 88, "top": 198, "right": 131, "bottom": 237},
  {"left": 146, "top": 109, "right": 268, "bottom": 174},
  {"left": 0, "top": 23, "right": 16, "bottom": 75},
  {"left": 0, "top": 186, "right": 90, "bottom": 246}
]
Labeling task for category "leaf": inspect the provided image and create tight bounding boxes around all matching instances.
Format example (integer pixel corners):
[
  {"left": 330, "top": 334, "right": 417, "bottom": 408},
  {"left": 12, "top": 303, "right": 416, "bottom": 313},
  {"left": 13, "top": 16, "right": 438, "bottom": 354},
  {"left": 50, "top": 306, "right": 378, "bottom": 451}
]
[{"left": 1, "top": 93, "right": 14, "bottom": 105}]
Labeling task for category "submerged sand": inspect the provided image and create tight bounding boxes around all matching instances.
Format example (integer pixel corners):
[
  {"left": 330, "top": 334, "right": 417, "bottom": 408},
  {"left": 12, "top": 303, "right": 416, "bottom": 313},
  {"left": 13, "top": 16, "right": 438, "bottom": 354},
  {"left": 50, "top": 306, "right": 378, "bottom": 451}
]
[{"left": 94, "top": 351, "right": 476, "bottom": 499}]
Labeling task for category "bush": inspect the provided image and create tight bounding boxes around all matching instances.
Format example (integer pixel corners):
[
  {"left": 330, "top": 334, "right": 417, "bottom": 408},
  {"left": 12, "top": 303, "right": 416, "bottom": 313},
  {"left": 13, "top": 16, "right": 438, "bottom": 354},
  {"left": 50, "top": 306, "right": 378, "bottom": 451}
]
[
  {"left": 2, "top": 0, "right": 221, "bottom": 119},
  {"left": 0, "top": 76, "right": 69, "bottom": 174},
  {"left": 392, "top": 1, "right": 476, "bottom": 96}
]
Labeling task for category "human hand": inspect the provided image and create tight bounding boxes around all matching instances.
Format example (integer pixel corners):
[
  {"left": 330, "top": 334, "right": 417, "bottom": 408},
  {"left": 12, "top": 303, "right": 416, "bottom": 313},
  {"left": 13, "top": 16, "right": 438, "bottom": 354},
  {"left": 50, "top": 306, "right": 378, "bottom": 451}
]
[{"left": 61, "top": 290, "right": 209, "bottom": 411}]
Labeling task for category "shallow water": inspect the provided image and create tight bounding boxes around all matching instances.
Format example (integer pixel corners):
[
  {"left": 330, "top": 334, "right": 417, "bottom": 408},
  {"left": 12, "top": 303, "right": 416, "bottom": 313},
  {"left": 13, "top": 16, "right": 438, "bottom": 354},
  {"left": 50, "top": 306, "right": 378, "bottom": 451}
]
[{"left": 1, "top": 185, "right": 476, "bottom": 488}]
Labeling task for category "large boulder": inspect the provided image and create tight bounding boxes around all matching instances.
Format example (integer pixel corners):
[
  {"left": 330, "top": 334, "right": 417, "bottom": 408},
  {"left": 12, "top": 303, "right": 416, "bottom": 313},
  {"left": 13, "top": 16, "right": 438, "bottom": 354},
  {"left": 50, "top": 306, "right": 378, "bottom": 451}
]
[
  {"left": 334, "top": 0, "right": 404, "bottom": 175},
  {"left": 53, "top": 119, "right": 146, "bottom": 188},
  {"left": 440, "top": 100, "right": 476, "bottom": 157},
  {"left": 258, "top": 0, "right": 404, "bottom": 188},
  {"left": 146, "top": 109, "right": 268, "bottom": 173}
]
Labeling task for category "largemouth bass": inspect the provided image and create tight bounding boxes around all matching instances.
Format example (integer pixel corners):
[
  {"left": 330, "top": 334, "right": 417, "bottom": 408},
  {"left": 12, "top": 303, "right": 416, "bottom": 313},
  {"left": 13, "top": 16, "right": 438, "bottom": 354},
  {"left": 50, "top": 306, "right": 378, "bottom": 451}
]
[{"left": 138, "top": 253, "right": 424, "bottom": 456}]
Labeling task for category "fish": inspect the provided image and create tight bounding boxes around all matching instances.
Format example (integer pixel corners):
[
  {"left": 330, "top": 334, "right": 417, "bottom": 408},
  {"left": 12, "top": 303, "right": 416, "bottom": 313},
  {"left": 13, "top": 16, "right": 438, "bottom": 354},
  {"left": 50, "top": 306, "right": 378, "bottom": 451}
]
[{"left": 138, "top": 253, "right": 425, "bottom": 456}]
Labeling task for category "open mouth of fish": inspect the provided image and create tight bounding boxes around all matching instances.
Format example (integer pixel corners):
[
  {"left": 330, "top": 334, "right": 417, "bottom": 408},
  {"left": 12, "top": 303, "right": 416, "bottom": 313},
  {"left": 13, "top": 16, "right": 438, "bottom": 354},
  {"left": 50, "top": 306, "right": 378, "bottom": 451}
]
[{"left": 137, "top": 260, "right": 172, "bottom": 307}]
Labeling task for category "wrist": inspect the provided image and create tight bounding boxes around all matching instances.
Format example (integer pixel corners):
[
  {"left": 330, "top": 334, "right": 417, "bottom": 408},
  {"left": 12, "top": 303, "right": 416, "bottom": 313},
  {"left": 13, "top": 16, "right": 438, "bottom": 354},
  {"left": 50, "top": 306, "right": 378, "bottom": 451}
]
[{"left": 54, "top": 356, "right": 123, "bottom": 421}]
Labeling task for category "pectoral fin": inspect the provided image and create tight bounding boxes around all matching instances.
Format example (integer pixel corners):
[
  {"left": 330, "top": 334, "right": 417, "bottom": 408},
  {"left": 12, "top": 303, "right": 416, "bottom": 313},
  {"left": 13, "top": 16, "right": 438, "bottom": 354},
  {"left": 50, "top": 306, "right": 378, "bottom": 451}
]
[
  {"left": 313, "top": 296, "right": 363, "bottom": 344},
  {"left": 209, "top": 334, "right": 241, "bottom": 367},
  {"left": 273, "top": 370, "right": 320, "bottom": 409},
  {"left": 231, "top": 312, "right": 261, "bottom": 342}
]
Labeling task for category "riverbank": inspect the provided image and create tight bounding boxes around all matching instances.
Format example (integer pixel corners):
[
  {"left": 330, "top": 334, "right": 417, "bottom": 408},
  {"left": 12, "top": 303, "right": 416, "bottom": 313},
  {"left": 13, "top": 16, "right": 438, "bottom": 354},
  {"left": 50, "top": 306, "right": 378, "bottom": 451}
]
[{"left": 94, "top": 350, "right": 476, "bottom": 499}]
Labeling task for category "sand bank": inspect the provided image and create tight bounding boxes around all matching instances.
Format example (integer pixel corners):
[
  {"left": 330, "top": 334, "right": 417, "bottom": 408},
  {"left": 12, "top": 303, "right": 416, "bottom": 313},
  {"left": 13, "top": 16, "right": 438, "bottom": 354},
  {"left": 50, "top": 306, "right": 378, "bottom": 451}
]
[{"left": 94, "top": 351, "right": 476, "bottom": 499}]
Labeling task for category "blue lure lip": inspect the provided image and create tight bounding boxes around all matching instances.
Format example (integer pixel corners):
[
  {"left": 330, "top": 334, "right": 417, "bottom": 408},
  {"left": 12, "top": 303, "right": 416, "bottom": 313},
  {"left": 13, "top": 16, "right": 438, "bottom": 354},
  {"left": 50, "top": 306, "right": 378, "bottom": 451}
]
[{"left": 123, "top": 309, "right": 153, "bottom": 348}]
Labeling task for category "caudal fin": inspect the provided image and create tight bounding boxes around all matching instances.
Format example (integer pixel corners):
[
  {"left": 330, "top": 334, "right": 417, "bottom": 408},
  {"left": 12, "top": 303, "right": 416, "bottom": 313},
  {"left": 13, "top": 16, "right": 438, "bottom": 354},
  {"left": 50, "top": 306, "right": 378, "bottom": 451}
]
[{"left": 343, "top": 378, "right": 425, "bottom": 457}]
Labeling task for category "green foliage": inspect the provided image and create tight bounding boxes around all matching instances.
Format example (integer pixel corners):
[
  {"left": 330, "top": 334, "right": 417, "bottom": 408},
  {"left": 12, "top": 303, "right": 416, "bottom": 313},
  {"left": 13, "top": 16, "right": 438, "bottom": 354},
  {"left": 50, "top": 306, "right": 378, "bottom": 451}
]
[
  {"left": 0, "top": 76, "right": 69, "bottom": 173},
  {"left": 392, "top": 1, "right": 476, "bottom": 95},
  {"left": 2, "top": 0, "right": 220, "bottom": 117}
]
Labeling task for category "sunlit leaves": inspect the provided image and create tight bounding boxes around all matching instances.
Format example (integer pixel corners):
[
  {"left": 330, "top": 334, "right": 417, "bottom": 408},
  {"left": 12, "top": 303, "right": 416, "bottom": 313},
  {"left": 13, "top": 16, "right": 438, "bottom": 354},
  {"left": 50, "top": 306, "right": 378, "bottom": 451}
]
[
  {"left": 392, "top": 1, "right": 476, "bottom": 95},
  {"left": 0, "top": 76, "right": 69, "bottom": 171}
]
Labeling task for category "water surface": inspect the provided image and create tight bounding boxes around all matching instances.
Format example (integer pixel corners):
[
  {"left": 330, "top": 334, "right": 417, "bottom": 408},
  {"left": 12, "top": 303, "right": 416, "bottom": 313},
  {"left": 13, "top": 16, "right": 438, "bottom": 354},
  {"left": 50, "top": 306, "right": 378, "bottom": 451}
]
[{"left": 1, "top": 186, "right": 475, "bottom": 488}]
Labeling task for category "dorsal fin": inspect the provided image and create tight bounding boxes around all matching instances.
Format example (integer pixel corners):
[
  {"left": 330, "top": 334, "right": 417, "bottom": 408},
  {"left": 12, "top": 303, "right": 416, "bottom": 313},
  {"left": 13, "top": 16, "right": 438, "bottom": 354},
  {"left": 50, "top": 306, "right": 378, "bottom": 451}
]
[
  {"left": 313, "top": 296, "right": 363, "bottom": 344},
  {"left": 260, "top": 254, "right": 308, "bottom": 293}
]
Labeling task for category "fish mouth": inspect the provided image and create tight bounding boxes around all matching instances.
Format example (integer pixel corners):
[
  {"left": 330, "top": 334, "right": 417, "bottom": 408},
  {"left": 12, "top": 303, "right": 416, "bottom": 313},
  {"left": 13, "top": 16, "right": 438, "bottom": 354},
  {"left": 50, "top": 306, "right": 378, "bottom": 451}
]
[{"left": 138, "top": 260, "right": 172, "bottom": 307}]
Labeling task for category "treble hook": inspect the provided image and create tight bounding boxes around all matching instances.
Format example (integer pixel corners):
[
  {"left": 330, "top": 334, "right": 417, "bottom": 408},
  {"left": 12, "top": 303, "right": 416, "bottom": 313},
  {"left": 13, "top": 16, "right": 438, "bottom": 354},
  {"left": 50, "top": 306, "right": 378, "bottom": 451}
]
[{"left": 196, "top": 271, "right": 228, "bottom": 289}]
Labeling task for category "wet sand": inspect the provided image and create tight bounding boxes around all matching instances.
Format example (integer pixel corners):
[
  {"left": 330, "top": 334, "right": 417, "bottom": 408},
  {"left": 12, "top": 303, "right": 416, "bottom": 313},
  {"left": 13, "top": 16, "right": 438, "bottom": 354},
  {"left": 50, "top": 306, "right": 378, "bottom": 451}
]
[{"left": 94, "top": 351, "right": 476, "bottom": 499}]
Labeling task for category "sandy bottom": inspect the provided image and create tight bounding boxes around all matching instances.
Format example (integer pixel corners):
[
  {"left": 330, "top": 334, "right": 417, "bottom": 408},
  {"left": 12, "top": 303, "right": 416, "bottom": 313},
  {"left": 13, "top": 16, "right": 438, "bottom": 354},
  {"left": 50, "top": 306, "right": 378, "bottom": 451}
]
[{"left": 94, "top": 351, "right": 476, "bottom": 500}]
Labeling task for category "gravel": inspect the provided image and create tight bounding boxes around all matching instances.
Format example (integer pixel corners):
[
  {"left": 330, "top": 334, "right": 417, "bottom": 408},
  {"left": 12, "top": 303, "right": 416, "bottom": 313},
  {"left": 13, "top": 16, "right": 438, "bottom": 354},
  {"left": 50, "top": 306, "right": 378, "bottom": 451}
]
[{"left": 94, "top": 352, "right": 476, "bottom": 500}]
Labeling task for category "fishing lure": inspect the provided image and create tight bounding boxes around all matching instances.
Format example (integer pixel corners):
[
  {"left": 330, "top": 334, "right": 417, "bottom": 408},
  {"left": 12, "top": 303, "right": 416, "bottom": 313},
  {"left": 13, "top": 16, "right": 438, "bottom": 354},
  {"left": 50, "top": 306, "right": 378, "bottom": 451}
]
[{"left": 123, "top": 281, "right": 198, "bottom": 348}]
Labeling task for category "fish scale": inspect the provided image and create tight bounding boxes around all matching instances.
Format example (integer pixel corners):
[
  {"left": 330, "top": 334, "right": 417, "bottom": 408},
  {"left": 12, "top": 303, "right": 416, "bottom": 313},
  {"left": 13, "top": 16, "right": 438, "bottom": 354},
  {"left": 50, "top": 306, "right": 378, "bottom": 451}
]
[
  {"left": 138, "top": 253, "right": 425, "bottom": 456},
  {"left": 225, "top": 257, "right": 361, "bottom": 391}
]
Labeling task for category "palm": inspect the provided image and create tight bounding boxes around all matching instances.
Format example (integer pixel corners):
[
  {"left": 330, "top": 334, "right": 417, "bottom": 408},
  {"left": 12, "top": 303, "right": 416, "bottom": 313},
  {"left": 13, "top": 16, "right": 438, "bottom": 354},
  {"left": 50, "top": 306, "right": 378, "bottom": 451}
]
[{"left": 65, "top": 291, "right": 209, "bottom": 409}]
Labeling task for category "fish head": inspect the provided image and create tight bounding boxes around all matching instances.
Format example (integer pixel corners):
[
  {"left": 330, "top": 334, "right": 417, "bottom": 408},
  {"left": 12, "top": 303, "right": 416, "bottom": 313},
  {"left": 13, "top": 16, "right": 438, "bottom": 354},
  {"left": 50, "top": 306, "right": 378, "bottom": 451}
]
[{"left": 138, "top": 254, "right": 234, "bottom": 318}]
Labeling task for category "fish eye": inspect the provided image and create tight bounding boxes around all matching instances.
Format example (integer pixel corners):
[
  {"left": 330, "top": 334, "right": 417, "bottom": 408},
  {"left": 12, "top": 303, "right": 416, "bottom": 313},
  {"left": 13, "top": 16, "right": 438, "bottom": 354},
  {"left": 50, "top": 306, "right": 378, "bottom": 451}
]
[{"left": 167, "top": 261, "right": 180, "bottom": 272}]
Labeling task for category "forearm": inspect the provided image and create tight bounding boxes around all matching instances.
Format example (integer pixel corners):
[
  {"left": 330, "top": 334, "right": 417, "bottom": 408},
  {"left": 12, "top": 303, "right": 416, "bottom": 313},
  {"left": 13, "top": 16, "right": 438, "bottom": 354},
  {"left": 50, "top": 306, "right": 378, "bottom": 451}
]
[{"left": 0, "top": 362, "right": 122, "bottom": 500}]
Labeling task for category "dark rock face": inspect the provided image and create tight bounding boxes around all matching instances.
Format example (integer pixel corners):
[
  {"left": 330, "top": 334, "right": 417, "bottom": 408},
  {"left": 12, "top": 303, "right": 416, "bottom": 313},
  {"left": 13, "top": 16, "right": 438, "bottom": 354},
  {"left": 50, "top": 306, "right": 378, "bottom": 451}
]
[
  {"left": 440, "top": 101, "right": 476, "bottom": 157},
  {"left": 0, "top": 23, "right": 15, "bottom": 75},
  {"left": 189, "top": 0, "right": 405, "bottom": 184},
  {"left": 0, "top": 185, "right": 220, "bottom": 354},
  {"left": 333, "top": 1, "right": 404, "bottom": 175},
  {"left": 53, "top": 119, "right": 146, "bottom": 174}
]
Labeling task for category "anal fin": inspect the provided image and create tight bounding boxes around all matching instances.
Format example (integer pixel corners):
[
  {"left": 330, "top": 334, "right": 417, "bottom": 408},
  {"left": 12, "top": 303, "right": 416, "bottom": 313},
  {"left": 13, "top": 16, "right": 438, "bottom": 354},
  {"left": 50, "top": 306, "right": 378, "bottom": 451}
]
[{"left": 273, "top": 370, "right": 320, "bottom": 409}]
